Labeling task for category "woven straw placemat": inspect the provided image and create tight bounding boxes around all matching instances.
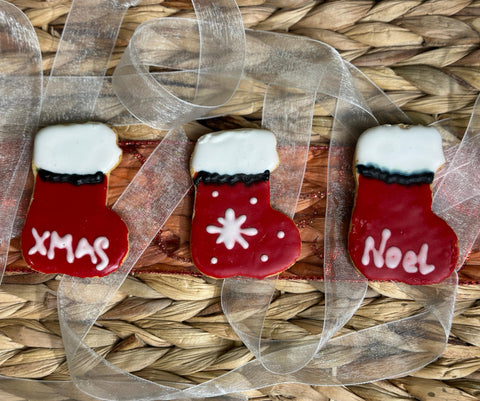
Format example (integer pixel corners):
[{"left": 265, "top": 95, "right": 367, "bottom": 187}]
[{"left": 2, "top": 1, "right": 480, "bottom": 400}]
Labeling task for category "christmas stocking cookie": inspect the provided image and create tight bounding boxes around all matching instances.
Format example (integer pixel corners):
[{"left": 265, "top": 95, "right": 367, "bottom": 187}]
[
  {"left": 348, "top": 125, "right": 458, "bottom": 285},
  {"left": 190, "top": 129, "right": 301, "bottom": 279},
  {"left": 21, "top": 123, "right": 129, "bottom": 278}
]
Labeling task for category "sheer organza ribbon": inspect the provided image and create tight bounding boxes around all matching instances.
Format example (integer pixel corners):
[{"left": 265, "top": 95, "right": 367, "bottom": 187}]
[
  {"left": 0, "top": 0, "right": 479, "bottom": 399},
  {"left": 0, "top": 0, "right": 42, "bottom": 284}
]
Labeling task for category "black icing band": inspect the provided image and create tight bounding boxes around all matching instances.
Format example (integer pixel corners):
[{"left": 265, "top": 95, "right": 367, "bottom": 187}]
[
  {"left": 356, "top": 164, "right": 434, "bottom": 185},
  {"left": 194, "top": 170, "right": 270, "bottom": 186},
  {"left": 38, "top": 169, "right": 105, "bottom": 186}
]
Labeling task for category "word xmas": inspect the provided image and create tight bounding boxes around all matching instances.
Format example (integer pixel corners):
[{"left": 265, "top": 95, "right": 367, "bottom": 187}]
[
  {"left": 361, "top": 228, "right": 435, "bottom": 275},
  {"left": 28, "top": 228, "right": 110, "bottom": 271}
]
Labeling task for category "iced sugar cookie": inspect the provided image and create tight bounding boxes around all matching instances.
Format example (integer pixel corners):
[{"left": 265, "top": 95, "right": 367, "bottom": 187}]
[
  {"left": 348, "top": 125, "right": 458, "bottom": 285},
  {"left": 190, "top": 129, "right": 301, "bottom": 279},
  {"left": 21, "top": 123, "right": 129, "bottom": 278}
]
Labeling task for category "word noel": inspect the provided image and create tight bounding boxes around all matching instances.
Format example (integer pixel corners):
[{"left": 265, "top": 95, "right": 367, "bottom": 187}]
[
  {"left": 28, "top": 228, "right": 110, "bottom": 271},
  {"left": 361, "top": 228, "right": 435, "bottom": 275}
]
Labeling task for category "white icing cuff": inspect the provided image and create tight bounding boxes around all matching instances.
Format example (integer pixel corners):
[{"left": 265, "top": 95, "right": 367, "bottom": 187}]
[
  {"left": 355, "top": 125, "right": 445, "bottom": 175},
  {"left": 33, "top": 123, "right": 122, "bottom": 175},
  {"left": 191, "top": 129, "right": 279, "bottom": 175}
]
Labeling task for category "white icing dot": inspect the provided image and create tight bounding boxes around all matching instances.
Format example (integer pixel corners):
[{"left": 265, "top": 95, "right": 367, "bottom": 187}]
[
  {"left": 260, "top": 254, "right": 268, "bottom": 262},
  {"left": 277, "top": 231, "right": 285, "bottom": 239},
  {"left": 249, "top": 197, "right": 258, "bottom": 205},
  {"left": 212, "top": 191, "right": 219, "bottom": 198},
  {"left": 211, "top": 257, "right": 218, "bottom": 264}
]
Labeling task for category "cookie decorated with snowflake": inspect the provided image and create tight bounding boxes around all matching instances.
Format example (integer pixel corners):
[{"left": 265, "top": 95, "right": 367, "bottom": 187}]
[{"left": 190, "top": 129, "right": 301, "bottom": 279}]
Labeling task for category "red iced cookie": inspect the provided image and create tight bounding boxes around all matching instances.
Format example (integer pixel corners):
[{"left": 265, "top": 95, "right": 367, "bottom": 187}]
[
  {"left": 348, "top": 125, "right": 458, "bottom": 285},
  {"left": 21, "top": 123, "right": 129, "bottom": 278},
  {"left": 190, "top": 129, "right": 301, "bottom": 279}
]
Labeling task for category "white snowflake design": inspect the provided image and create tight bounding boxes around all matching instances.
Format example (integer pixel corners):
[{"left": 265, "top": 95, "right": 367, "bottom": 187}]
[{"left": 206, "top": 208, "right": 258, "bottom": 250}]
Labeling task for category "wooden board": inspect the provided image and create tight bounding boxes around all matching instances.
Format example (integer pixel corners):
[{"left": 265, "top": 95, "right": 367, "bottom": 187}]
[{"left": 8, "top": 140, "right": 479, "bottom": 283}]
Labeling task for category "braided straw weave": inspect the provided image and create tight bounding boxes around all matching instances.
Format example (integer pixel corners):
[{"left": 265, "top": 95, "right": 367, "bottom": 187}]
[{"left": 2, "top": 1, "right": 480, "bottom": 400}]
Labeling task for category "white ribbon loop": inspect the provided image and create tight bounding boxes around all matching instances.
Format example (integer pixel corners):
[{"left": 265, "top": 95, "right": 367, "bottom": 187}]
[
  {"left": 58, "top": 127, "right": 197, "bottom": 400},
  {"left": 58, "top": 0, "right": 248, "bottom": 399},
  {"left": 0, "top": 0, "right": 42, "bottom": 282},
  {"left": 433, "top": 96, "right": 480, "bottom": 266},
  {"left": 221, "top": 32, "right": 386, "bottom": 375},
  {"left": 40, "top": 0, "right": 141, "bottom": 124},
  {"left": 113, "top": 0, "right": 245, "bottom": 129},
  {"left": 0, "top": 2, "right": 95, "bottom": 399}
]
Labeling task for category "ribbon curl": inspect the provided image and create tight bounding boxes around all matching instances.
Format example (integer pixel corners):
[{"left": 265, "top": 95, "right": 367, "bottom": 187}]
[
  {"left": 0, "top": 0, "right": 42, "bottom": 285},
  {"left": 0, "top": 0, "right": 479, "bottom": 399}
]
